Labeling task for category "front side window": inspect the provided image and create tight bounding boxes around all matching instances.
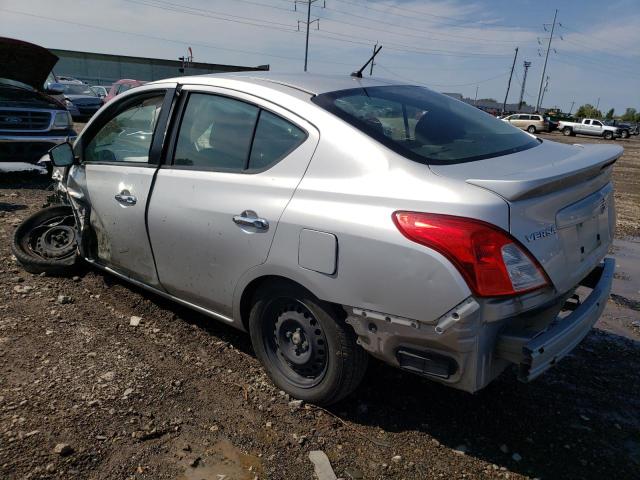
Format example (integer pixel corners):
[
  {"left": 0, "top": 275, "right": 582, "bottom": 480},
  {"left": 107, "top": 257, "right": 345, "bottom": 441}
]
[
  {"left": 174, "top": 93, "right": 307, "bottom": 171},
  {"left": 312, "top": 85, "right": 539, "bottom": 164},
  {"left": 84, "top": 94, "right": 163, "bottom": 163},
  {"left": 592, "top": 120, "right": 602, "bottom": 126}
]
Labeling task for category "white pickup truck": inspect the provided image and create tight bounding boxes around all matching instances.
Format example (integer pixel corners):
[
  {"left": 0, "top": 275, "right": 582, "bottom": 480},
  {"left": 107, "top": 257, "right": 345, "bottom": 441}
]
[{"left": 558, "top": 118, "right": 621, "bottom": 140}]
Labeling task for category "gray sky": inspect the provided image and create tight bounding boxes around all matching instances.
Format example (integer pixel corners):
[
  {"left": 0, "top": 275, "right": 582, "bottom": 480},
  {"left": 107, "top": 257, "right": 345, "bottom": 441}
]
[{"left": 1, "top": 0, "right": 638, "bottom": 114}]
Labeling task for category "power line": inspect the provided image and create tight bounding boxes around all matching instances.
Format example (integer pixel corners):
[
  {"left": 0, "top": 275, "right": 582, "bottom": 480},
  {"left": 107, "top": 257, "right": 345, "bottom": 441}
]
[
  {"left": 329, "top": 0, "right": 538, "bottom": 31},
  {"left": 124, "top": 0, "right": 297, "bottom": 31},
  {"left": 314, "top": 12, "right": 524, "bottom": 47},
  {"left": 375, "top": 63, "right": 510, "bottom": 88},
  {"left": 311, "top": 2, "right": 528, "bottom": 44},
  {"left": 314, "top": 29, "right": 512, "bottom": 58},
  {"left": 0, "top": 7, "right": 353, "bottom": 65}
]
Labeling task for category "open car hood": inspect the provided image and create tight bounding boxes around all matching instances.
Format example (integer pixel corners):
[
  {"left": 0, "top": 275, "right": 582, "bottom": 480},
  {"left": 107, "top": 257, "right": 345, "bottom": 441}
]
[{"left": 0, "top": 37, "right": 58, "bottom": 90}]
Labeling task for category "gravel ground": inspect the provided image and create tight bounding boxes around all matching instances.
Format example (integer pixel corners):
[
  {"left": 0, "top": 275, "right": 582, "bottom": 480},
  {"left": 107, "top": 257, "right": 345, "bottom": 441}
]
[{"left": 0, "top": 132, "right": 639, "bottom": 479}]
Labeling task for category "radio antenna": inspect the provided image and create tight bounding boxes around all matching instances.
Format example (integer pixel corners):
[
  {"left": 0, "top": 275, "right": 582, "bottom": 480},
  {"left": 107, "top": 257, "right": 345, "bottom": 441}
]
[{"left": 351, "top": 45, "right": 382, "bottom": 78}]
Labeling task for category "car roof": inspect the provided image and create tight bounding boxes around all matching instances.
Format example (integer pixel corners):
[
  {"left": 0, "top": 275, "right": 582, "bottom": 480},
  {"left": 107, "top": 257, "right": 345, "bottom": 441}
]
[{"left": 154, "top": 72, "right": 406, "bottom": 96}]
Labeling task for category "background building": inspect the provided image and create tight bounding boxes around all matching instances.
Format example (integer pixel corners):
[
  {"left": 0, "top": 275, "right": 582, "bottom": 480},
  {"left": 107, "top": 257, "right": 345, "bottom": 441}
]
[{"left": 49, "top": 48, "right": 269, "bottom": 85}]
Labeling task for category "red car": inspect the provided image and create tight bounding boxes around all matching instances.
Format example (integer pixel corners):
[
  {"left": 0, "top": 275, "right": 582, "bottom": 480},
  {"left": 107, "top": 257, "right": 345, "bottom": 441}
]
[{"left": 104, "top": 79, "right": 146, "bottom": 104}]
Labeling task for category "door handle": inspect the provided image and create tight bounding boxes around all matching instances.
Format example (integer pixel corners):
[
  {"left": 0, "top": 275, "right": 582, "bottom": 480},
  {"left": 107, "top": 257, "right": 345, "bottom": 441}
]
[
  {"left": 115, "top": 190, "right": 137, "bottom": 206},
  {"left": 233, "top": 210, "right": 269, "bottom": 230}
]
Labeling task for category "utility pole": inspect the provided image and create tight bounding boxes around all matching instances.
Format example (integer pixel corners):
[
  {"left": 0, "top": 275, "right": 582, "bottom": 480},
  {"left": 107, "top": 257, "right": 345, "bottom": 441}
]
[
  {"left": 474, "top": 85, "right": 479, "bottom": 106},
  {"left": 518, "top": 60, "right": 531, "bottom": 110},
  {"left": 539, "top": 75, "right": 550, "bottom": 109},
  {"left": 369, "top": 42, "right": 378, "bottom": 76},
  {"left": 502, "top": 47, "right": 519, "bottom": 115},
  {"left": 568, "top": 100, "right": 575, "bottom": 115},
  {"left": 595, "top": 97, "right": 600, "bottom": 112},
  {"left": 295, "top": 0, "right": 323, "bottom": 72},
  {"left": 536, "top": 8, "right": 558, "bottom": 112}
]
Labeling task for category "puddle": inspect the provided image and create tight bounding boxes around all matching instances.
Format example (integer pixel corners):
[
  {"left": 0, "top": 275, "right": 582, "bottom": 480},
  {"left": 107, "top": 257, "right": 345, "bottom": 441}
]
[
  {"left": 611, "top": 238, "right": 640, "bottom": 302},
  {"left": 178, "top": 439, "right": 262, "bottom": 480}
]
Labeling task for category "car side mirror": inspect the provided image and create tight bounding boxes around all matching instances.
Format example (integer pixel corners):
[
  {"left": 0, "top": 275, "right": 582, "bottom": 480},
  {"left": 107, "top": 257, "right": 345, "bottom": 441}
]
[
  {"left": 45, "top": 82, "right": 65, "bottom": 95},
  {"left": 49, "top": 142, "right": 75, "bottom": 167}
]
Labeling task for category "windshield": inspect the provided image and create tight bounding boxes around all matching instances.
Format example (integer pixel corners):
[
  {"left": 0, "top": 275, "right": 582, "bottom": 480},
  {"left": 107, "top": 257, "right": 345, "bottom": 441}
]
[
  {"left": 312, "top": 85, "right": 539, "bottom": 164},
  {"left": 61, "top": 84, "right": 97, "bottom": 96}
]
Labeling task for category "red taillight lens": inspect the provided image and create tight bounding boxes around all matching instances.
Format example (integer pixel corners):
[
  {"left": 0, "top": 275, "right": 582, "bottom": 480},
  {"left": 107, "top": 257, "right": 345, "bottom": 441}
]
[{"left": 393, "top": 212, "right": 548, "bottom": 297}]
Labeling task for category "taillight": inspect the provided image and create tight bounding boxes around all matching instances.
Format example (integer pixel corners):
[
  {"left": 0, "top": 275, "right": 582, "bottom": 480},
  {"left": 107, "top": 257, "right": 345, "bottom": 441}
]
[{"left": 393, "top": 212, "right": 549, "bottom": 297}]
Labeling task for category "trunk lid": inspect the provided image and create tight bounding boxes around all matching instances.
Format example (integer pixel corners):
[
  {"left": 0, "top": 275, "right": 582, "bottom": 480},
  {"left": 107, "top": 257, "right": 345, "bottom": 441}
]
[{"left": 430, "top": 140, "right": 623, "bottom": 294}]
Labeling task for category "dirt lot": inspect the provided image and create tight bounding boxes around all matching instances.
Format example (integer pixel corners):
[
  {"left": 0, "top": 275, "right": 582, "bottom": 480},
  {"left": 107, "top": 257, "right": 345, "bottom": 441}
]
[{"left": 0, "top": 132, "right": 639, "bottom": 480}]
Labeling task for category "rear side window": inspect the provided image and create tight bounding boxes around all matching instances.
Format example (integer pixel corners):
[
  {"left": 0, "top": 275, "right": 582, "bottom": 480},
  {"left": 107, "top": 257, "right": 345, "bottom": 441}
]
[
  {"left": 173, "top": 93, "right": 306, "bottom": 171},
  {"left": 249, "top": 110, "right": 306, "bottom": 170},
  {"left": 312, "top": 85, "right": 539, "bottom": 164},
  {"left": 175, "top": 94, "right": 258, "bottom": 170}
]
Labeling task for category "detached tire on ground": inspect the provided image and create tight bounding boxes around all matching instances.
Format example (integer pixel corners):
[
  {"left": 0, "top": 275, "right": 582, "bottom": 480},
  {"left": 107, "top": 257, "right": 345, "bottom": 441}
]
[
  {"left": 249, "top": 280, "right": 368, "bottom": 405},
  {"left": 12, "top": 205, "right": 81, "bottom": 275}
]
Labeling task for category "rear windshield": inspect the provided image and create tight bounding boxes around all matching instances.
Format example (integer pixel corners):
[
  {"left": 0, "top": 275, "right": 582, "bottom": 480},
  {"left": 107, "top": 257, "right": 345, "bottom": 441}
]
[{"left": 312, "top": 85, "right": 539, "bottom": 164}]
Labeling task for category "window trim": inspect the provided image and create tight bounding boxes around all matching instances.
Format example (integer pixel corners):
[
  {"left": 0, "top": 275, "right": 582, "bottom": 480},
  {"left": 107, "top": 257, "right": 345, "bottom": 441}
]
[
  {"left": 165, "top": 90, "right": 309, "bottom": 174},
  {"left": 79, "top": 88, "right": 173, "bottom": 167}
]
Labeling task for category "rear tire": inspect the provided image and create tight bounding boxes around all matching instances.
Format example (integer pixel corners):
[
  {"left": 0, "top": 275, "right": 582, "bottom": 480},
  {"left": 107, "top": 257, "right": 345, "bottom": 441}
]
[
  {"left": 249, "top": 280, "right": 368, "bottom": 405},
  {"left": 562, "top": 127, "right": 573, "bottom": 136},
  {"left": 527, "top": 125, "right": 536, "bottom": 134},
  {"left": 11, "top": 206, "right": 82, "bottom": 275},
  {"left": 603, "top": 131, "right": 614, "bottom": 140}
]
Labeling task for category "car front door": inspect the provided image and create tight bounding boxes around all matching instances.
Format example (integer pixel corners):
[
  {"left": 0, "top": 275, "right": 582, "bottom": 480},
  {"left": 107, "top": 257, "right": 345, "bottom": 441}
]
[
  {"left": 68, "top": 85, "right": 175, "bottom": 287},
  {"left": 147, "top": 86, "right": 319, "bottom": 317},
  {"left": 591, "top": 120, "right": 604, "bottom": 135}
]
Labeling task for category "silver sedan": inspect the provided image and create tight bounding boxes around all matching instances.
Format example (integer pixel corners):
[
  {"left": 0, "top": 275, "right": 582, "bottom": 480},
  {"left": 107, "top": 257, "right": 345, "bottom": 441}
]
[{"left": 34, "top": 72, "right": 619, "bottom": 405}]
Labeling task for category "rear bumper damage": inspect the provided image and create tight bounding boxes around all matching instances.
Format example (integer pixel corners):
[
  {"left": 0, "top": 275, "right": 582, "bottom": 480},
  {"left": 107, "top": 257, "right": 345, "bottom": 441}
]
[
  {"left": 496, "top": 257, "right": 614, "bottom": 382},
  {"left": 346, "top": 258, "right": 614, "bottom": 393}
]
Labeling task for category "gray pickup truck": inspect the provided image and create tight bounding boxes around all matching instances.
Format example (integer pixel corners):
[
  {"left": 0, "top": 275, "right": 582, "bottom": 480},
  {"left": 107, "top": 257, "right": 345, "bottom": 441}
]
[{"left": 559, "top": 118, "right": 621, "bottom": 140}]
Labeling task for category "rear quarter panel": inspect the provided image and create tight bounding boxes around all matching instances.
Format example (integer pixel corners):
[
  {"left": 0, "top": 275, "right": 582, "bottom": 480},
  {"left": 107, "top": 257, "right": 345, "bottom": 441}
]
[{"left": 238, "top": 116, "right": 510, "bottom": 324}]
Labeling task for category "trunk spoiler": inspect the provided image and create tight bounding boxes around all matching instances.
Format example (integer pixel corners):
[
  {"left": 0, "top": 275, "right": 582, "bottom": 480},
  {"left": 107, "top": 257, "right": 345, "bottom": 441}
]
[{"left": 466, "top": 144, "right": 623, "bottom": 201}]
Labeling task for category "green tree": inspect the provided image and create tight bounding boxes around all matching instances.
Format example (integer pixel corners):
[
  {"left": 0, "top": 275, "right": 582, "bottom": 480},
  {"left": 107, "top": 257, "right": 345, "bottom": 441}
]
[
  {"left": 605, "top": 108, "right": 615, "bottom": 120},
  {"left": 621, "top": 108, "right": 638, "bottom": 122},
  {"left": 575, "top": 104, "right": 602, "bottom": 119}
]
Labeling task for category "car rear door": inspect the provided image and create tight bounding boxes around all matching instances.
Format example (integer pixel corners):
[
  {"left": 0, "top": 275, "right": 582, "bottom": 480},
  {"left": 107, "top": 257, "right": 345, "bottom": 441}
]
[
  {"left": 68, "top": 84, "right": 176, "bottom": 287},
  {"left": 147, "top": 85, "right": 319, "bottom": 317}
]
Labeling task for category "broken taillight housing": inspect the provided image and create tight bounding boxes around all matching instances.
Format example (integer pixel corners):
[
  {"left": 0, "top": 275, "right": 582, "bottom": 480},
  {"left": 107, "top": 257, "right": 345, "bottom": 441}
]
[{"left": 393, "top": 212, "right": 549, "bottom": 297}]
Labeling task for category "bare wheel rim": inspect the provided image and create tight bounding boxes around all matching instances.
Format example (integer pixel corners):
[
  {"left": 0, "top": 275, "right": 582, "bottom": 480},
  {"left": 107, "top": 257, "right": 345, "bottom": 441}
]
[
  {"left": 26, "top": 214, "right": 77, "bottom": 260},
  {"left": 261, "top": 297, "right": 329, "bottom": 389}
]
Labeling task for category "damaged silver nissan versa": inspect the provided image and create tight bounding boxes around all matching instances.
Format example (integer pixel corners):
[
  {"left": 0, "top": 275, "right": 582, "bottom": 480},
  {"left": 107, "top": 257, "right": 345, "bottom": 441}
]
[{"left": 13, "top": 73, "right": 620, "bottom": 405}]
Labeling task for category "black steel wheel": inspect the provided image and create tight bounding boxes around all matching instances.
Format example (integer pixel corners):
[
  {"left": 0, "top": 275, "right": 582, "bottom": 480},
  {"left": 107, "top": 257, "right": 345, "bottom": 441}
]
[
  {"left": 12, "top": 206, "right": 82, "bottom": 275},
  {"left": 249, "top": 280, "right": 368, "bottom": 405},
  {"left": 267, "top": 300, "right": 328, "bottom": 388}
]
